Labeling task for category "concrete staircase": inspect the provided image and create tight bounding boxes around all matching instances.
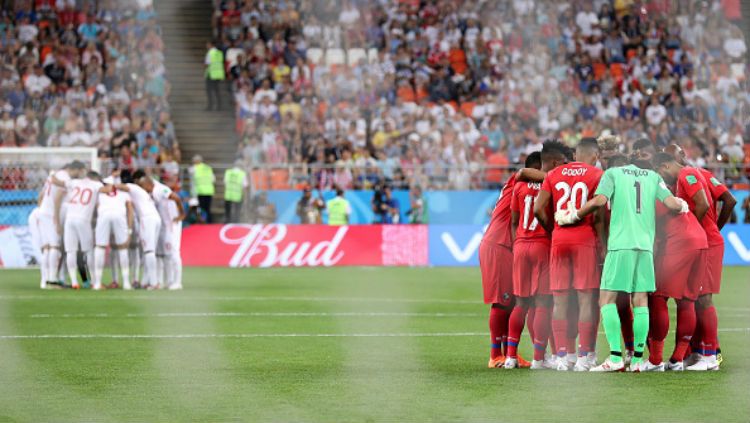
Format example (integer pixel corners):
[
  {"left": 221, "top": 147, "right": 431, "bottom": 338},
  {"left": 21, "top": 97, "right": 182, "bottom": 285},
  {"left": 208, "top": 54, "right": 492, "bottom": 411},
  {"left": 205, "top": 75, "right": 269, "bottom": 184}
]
[{"left": 154, "top": 0, "right": 237, "bottom": 166}]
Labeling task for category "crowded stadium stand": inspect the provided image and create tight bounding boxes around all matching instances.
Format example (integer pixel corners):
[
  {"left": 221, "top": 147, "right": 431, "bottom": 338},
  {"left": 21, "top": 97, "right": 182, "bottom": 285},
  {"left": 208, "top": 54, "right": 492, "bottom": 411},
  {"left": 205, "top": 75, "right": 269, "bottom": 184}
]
[{"left": 214, "top": 0, "right": 750, "bottom": 192}]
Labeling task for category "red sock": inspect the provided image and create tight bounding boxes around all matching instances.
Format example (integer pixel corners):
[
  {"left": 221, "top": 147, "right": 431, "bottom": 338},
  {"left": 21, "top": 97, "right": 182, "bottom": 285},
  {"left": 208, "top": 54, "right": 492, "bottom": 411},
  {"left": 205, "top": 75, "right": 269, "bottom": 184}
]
[
  {"left": 551, "top": 319, "right": 568, "bottom": 357},
  {"left": 532, "top": 306, "right": 551, "bottom": 361},
  {"left": 577, "top": 321, "right": 595, "bottom": 356},
  {"left": 690, "top": 304, "right": 704, "bottom": 355},
  {"left": 617, "top": 294, "right": 634, "bottom": 352},
  {"left": 565, "top": 303, "right": 578, "bottom": 354},
  {"left": 672, "top": 300, "right": 696, "bottom": 363},
  {"left": 699, "top": 306, "right": 719, "bottom": 357},
  {"left": 648, "top": 295, "right": 669, "bottom": 364},
  {"left": 506, "top": 306, "right": 528, "bottom": 358},
  {"left": 489, "top": 306, "right": 510, "bottom": 359},
  {"left": 589, "top": 308, "right": 600, "bottom": 353},
  {"left": 526, "top": 306, "right": 536, "bottom": 345}
]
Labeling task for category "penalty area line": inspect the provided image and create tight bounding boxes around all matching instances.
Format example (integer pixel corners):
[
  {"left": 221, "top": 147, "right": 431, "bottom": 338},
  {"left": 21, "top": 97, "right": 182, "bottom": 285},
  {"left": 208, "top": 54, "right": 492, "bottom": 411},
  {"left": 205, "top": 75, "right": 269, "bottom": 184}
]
[
  {"left": 29, "top": 312, "right": 484, "bottom": 318},
  {"left": 1, "top": 327, "right": 749, "bottom": 340}
]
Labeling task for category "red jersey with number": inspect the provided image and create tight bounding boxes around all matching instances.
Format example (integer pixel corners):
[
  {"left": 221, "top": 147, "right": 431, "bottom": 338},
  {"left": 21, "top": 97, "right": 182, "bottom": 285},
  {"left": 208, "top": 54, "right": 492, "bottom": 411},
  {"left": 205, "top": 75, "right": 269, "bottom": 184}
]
[
  {"left": 482, "top": 173, "right": 516, "bottom": 248},
  {"left": 676, "top": 167, "right": 722, "bottom": 246},
  {"left": 540, "top": 162, "right": 603, "bottom": 247},
  {"left": 698, "top": 168, "right": 729, "bottom": 203},
  {"left": 510, "top": 180, "right": 550, "bottom": 243}
]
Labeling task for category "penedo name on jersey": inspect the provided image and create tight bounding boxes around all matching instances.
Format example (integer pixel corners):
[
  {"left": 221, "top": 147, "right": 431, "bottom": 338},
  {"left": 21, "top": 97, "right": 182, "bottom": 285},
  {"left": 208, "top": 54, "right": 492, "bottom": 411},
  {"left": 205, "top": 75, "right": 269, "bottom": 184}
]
[{"left": 620, "top": 168, "right": 650, "bottom": 177}]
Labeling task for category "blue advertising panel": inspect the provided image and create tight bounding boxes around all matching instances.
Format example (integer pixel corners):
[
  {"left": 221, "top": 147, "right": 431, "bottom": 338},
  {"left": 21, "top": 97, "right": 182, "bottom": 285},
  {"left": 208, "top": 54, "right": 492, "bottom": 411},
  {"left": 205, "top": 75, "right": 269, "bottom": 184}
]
[
  {"left": 428, "top": 225, "right": 484, "bottom": 266},
  {"left": 267, "top": 190, "right": 411, "bottom": 224},
  {"left": 722, "top": 224, "right": 750, "bottom": 266},
  {"left": 424, "top": 191, "right": 498, "bottom": 225}
]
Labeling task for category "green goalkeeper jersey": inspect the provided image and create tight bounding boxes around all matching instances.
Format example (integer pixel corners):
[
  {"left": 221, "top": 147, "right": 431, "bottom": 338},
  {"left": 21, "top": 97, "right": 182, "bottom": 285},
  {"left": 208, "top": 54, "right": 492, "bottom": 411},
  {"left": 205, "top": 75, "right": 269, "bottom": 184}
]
[{"left": 595, "top": 164, "right": 672, "bottom": 252}]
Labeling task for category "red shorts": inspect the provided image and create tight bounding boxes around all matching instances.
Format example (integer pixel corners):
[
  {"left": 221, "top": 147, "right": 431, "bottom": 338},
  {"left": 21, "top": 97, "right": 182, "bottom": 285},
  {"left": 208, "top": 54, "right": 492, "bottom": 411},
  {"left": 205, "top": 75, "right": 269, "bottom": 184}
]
[
  {"left": 479, "top": 241, "right": 514, "bottom": 306},
  {"left": 549, "top": 243, "right": 600, "bottom": 293},
  {"left": 513, "top": 241, "right": 550, "bottom": 297},
  {"left": 655, "top": 249, "right": 706, "bottom": 300},
  {"left": 703, "top": 244, "right": 724, "bottom": 295}
]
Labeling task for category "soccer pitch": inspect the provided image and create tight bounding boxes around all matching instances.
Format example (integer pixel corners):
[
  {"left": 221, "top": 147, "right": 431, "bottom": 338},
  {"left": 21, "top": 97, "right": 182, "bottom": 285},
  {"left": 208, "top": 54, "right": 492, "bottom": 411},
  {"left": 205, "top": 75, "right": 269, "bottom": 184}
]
[{"left": 0, "top": 267, "right": 748, "bottom": 422}]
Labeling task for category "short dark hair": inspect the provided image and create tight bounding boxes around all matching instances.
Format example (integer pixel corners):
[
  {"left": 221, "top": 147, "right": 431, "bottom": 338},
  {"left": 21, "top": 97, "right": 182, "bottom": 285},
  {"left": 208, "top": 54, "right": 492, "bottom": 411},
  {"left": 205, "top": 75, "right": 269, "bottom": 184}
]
[
  {"left": 525, "top": 151, "right": 542, "bottom": 169},
  {"left": 132, "top": 169, "right": 147, "bottom": 182},
  {"left": 577, "top": 137, "right": 600, "bottom": 152},
  {"left": 652, "top": 152, "right": 676, "bottom": 168},
  {"left": 541, "top": 139, "right": 569, "bottom": 162},
  {"left": 607, "top": 154, "right": 629, "bottom": 168},
  {"left": 86, "top": 171, "right": 101, "bottom": 181},
  {"left": 67, "top": 160, "right": 86, "bottom": 170},
  {"left": 632, "top": 138, "right": 653, "bottom": 152}
]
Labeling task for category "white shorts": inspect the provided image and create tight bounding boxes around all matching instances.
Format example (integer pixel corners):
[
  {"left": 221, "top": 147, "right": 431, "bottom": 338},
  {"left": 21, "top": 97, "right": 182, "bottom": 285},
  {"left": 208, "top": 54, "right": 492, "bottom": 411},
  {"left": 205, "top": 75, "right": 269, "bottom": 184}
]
[
  {"left": 38, "top": 213, "right": 61, "bottom": 247},
  {"left": 64, "top": 217, "right": 93, "bottom": 252},
  {"left": 158, "top": 221, "right": 183, "bottom": 256},
  {"left": 139, "top": 215, "right": 161, "bottom": 252},
  {"left": 96, "top": 213, "right": 129, "bottom": 246}
]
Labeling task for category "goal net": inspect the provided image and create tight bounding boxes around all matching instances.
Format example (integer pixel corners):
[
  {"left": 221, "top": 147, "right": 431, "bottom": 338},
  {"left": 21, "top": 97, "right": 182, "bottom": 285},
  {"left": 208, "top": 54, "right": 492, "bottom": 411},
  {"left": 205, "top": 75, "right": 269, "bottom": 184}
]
[{"left": 0, "top": 147, "right": 99, "bottom": 227}]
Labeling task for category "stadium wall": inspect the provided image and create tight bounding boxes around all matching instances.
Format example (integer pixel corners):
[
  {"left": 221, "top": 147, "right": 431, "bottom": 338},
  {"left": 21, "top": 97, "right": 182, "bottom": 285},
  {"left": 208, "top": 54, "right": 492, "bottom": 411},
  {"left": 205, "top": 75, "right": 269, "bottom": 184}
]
[{"left": 3, "top": 223, "right": 749, "bottom": 269}]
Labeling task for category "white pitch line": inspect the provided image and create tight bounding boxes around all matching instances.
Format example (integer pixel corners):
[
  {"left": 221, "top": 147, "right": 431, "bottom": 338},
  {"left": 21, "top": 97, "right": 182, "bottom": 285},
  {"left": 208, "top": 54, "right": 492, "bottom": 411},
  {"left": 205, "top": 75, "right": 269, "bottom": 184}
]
[
  {"left": 0, "top": 295, "right": 480, "bottom": 304},
  {"left": 29, "top": 312, "right": 483, "bottom": 319},
  {"left": 1, "top": 327, "right": 749, "bottom": 340},
  {"left": 0, "top": 332, "right": 486, "bottom": 340}
]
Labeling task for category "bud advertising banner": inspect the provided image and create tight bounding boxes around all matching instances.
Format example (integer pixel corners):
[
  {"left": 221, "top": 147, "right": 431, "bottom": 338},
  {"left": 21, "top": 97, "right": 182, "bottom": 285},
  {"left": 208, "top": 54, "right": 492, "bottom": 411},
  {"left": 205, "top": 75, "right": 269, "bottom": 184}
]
[{"left": 181, "top": 224, "right": 429, "bottom": 268}]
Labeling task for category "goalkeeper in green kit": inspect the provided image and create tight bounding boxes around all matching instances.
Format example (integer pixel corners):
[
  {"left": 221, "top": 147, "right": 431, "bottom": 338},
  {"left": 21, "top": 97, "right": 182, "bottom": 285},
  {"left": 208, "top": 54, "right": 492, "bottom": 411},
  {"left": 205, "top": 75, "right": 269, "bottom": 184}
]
[{"left": 555, "top": 158, "right": 689, "bottom": 372}]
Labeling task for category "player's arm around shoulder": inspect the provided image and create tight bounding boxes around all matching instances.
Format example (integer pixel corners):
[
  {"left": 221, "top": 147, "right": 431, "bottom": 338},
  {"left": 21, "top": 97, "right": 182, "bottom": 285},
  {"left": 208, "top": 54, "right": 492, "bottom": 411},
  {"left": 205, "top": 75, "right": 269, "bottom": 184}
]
[{"left": 656, "top": 174, "right": 689, "bottom": 214}]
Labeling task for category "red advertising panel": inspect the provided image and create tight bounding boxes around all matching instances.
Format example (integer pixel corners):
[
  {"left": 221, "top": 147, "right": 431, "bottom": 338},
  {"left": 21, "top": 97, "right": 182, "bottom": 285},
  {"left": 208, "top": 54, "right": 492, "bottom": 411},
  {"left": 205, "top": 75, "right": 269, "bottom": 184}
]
[{"left": 181, "top": 224, "right": 428, "bottom": 267}]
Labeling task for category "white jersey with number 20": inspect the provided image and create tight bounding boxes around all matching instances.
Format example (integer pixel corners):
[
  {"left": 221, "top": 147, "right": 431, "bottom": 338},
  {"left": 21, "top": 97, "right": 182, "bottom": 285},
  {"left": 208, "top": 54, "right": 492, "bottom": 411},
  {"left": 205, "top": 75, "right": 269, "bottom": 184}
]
[{"left": 64, "top": 178, "right": 103, "bottom": 221}]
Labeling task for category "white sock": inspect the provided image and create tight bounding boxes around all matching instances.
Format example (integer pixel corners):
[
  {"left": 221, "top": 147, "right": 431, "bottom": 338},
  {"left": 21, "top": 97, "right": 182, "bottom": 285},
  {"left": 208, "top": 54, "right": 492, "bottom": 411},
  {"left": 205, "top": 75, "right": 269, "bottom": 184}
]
[
  {"left": 94, "top": 247, "right": 106, "bottom": 288},
  {"left": 118, "top": 248, "right": 130, "bottom": 286},
  {"left": 110, "top": 248, "right": 119, "bottom": 284},
  {"left": 143, "top": 251, "right": 157, "bottom": 286},
  {"left": 40, "top": 249, "right": 49, "bottom": 286},
  {"left": 84, "top": 250, "right": 94, "bottom": 282},
  {"left": 47, "top": 248, "right": 61, "bottom": 282},
  {"left": 130, "top": 248, "right": 141, "bottom": 283},
  {"left": 170, "top": 252, "right": 182, "bottom": 287},
  {"left": 156, "top": 256, "right": 165, "bottom": 288},
  {"left": 66, "top": 251, "right": 79, "bottom": 286}
]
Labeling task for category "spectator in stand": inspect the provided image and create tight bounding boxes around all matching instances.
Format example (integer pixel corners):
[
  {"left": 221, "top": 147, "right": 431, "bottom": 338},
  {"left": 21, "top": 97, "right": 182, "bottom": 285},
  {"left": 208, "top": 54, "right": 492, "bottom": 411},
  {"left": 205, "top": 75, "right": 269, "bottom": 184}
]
[
  {"left": 190, "top": 154, "right": 215, "bottom": 223},
  {"left": 204, "top": 39, "right": 225, "bottom": 111}
]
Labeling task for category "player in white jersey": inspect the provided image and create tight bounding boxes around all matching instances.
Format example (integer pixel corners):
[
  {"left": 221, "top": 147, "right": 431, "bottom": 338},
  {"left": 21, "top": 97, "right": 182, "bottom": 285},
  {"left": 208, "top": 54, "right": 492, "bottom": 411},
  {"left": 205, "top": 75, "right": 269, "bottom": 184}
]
[
  {"left": 134, "top": 171, "right": 186, "bottom": 290},
  {"left": 51, "top": 170, "right": 105, "bottom": 289},
  {"left": 117, "top": 181, "right": 162, "bottom": 289},
  {"left": 94, "top": 181, "right": 134, "bottom": 290},
  {"left": 27, "top": 206, "right": 45, "bottom": 287},
  {"left": 38, "top": 161, "right": 85, "bottom": 288}
]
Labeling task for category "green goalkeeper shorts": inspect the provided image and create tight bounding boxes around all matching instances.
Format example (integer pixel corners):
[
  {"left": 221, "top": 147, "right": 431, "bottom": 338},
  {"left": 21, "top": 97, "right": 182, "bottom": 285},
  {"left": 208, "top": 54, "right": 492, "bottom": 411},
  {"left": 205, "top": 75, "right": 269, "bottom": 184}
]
[{"left": 600, "top": 250, "right": 655, "bottom": 293}]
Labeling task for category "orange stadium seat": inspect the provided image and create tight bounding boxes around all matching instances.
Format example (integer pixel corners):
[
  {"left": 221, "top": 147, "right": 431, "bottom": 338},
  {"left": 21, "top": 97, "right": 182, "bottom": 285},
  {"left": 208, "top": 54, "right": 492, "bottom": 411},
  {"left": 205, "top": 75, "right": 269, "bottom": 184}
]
[
  {"left": 460, "top": 101, "right": 475, "bottom": 117},
  {"left": 593, "top": 62, "right": 607, "bottom": 80},
  {"left": 251, "top": 170, "right": 270, "bottom": 190},
  {"left": 270, "top": 169, "right": 290, "bottom": 190}
]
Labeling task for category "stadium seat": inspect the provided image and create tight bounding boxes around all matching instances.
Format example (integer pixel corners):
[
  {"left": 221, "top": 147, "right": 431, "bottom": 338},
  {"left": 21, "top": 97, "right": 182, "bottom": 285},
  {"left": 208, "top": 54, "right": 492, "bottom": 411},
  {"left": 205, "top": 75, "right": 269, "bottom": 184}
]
[
  {"left": 306, "top": 48, "right": 324, "bottom": 65},
  {"left": 326, "top": 48, "right": 346, "bottom": 66},
  {"left": 347, "top": 48, "right": 367, "bottom": 66},
  {"left": 251, "top": 169, "right": 270, "bottom": 190},
  {"left": 270, "top": 169, "right": 291, "bottom": 190}
]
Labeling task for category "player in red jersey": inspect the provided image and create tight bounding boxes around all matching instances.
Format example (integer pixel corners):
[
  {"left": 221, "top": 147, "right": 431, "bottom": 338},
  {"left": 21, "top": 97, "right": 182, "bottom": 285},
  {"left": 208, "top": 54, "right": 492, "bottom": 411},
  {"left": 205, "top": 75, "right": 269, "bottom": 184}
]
[
  {"left": 663, "top": 145, "right": 737, "bottom": 369},
  {"left": 651, "top": 152, "right": 710, "bottom": 371},
  {"left": 535, "top": 137, "right": 604, "bottom": 371},
  {"left": 479, "top": 169, "right": 517, "bottom": 368},
  {"left": 506, "top": 143, "right": 568, "bottom": 369},
  {"left": 655, "top": 151, "right": 720, "bottom": 370}
]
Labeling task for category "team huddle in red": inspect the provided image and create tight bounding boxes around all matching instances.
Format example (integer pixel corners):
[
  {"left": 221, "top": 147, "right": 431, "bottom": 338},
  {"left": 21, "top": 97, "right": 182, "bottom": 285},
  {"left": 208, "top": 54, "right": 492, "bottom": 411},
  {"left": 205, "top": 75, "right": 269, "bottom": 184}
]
[{"left": 479, "top": 136, "right": 737, "bottom": 372}]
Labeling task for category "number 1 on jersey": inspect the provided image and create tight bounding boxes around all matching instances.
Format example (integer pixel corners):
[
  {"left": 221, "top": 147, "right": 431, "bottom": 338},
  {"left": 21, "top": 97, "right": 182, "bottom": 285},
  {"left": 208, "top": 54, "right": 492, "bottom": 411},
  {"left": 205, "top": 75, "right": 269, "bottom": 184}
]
[{"left": 633, "top": 181, "right": 641, "bottom": 214}]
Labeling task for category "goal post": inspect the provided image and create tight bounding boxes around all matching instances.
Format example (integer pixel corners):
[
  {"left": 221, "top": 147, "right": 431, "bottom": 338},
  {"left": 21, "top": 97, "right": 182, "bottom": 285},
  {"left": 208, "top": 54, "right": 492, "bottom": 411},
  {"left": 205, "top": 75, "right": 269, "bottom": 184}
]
[{"left": 0, "top": 147, "right": 99, "bottom": 226}]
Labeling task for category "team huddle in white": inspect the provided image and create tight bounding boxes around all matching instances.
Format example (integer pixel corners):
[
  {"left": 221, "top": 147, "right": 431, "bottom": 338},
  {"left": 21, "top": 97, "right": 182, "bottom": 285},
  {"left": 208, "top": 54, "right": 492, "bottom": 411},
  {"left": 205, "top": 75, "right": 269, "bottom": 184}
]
[{"left": 28, "top": 161, "right": 185, "bottom": 290}]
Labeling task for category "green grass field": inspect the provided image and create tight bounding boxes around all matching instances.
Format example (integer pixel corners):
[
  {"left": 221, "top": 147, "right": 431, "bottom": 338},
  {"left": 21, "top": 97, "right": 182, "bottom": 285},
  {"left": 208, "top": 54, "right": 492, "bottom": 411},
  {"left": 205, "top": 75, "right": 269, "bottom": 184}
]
[{"left": 0, "top": 267, "right": 748, "bottom": 423}]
